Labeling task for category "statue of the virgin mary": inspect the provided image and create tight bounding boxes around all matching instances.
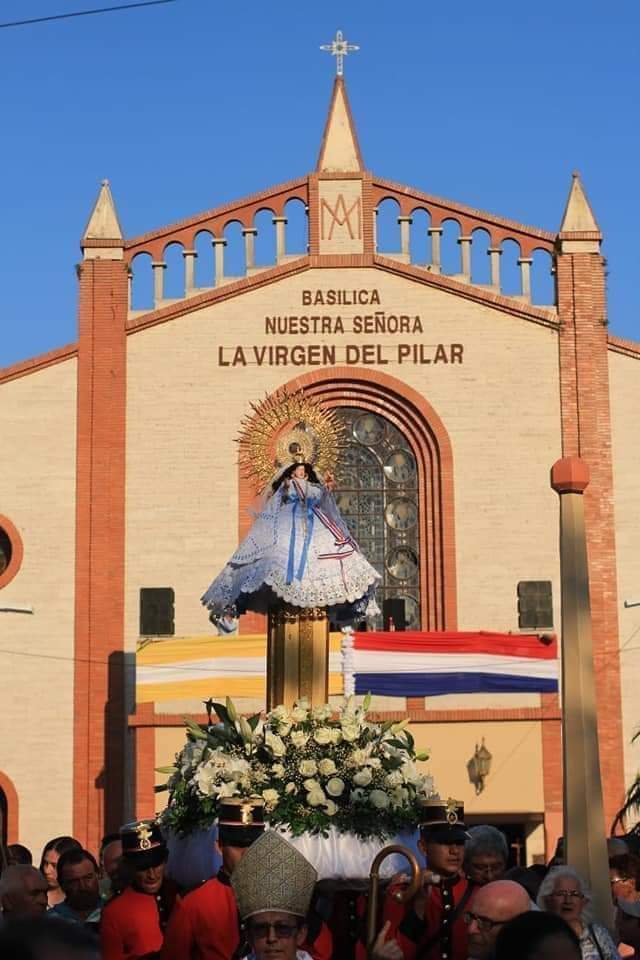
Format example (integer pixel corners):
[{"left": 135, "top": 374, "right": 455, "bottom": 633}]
[{"left": 201, "top": 389, "right": 380, "bottom": 624}]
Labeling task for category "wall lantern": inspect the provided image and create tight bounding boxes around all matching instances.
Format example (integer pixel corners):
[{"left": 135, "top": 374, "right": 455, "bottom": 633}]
[{"left": 468, "top": 739, "right": 493, "bottom": 794}]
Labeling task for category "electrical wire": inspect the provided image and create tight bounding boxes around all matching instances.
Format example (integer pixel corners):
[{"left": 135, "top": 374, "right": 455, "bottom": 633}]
[{"left": 0, "top": 0, "right": 177, "bottom": 30}]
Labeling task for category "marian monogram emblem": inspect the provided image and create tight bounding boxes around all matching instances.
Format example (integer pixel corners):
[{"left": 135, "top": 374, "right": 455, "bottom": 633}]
[
  {"left": 321, "top": 193, "right": 362, "bottom": 241},
  {"left": 136, "top": 822, "right": 153, "bottom": 850}
]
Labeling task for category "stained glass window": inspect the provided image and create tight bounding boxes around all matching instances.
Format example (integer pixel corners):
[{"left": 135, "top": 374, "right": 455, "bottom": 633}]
[{"left": 334, "top": 408, "right": 420, "bottom": 629}]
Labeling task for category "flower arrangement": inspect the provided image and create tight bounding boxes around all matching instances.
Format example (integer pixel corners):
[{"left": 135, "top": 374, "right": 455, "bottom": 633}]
[{"left": 159, "top": 695, "right": 434, "bottom": 841}]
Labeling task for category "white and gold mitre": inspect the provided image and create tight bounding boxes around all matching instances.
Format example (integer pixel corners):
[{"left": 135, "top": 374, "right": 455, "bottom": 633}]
[
  {"left": 231, "top": 830, "right": 317, "bottom": 920},
  {"left": 237, "top": 387, "right": 344, "bottom": 490}
]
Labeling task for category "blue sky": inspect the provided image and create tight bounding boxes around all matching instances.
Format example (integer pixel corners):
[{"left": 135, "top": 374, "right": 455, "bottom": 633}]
[{"left": 1, "top": 0, "right": 638, "bottom": 366}]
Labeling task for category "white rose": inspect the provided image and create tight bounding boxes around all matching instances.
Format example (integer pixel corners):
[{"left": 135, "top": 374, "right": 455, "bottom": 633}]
[
  {"left": 313, "top": 727, "right": 333, "bottom": 746},
  {"left": 326, "top": 777, "right": 345, "bottom": 797},
  {"left": 349, "top": 747, "right": 372, "bottom": 767},
  {"left": 324, "top": 799, "right": 338, "bottom": 816},
  {"left": 270, "top": 705, "right": 290, "bottom": 722},
  {"left": 303, "top": 778, "right": 321, "bottom": 792},
  {"left": 341, "top": 722, "right": 360, "bottom": 742},
  {"left": 262, "top": 788, "right": 280, "bottom": 810},
  {"left": 277, "top": 719, "right": 293, "bottom": 736},
  {"left": 353, "top": 768, "right": 373, "bottom": 787},
  {"left": 307, "top": 788, "right": 326, "bottom": 807},
  {"left": 291, "top": 705, "right": 308, "bottom": 723},
  {"left": 299, "top": 759, "right": 318, "bottom": 777},
  {"left": 290, "top": 730, "right": 309, "bottom": 749},
  {"left": 350, "top": 788, "right": 366, "bottom": 801},
  {"left": 271, "top": 763, "right": 286, "bottom": 779},
  {"left": 265, "top": 732, "right": 286, "bottom": 757},
  {"left": 367, "top": 757, "right": 381, "bottom": 769},
  {"left": 370, "top": 789, "right": 390, "bottom": 809},
  {"left": 328, "top": 728, "right": 342, "bottom": 744},
  {"left": 318, "top": 758, "right": 336, "bottom": 776},
  {"left": 285, "top": 782, "right": 297, "bottom": 794}
]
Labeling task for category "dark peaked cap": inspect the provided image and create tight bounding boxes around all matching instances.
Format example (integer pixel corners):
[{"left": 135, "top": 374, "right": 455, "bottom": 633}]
[{"left": 231, "top": 830, "right": 317, "bottom": 920}]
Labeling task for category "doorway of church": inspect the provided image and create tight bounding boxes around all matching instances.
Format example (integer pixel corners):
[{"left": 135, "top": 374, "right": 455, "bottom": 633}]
[{"left": 466, "top": 815, "right": 545, "bottom": 867}]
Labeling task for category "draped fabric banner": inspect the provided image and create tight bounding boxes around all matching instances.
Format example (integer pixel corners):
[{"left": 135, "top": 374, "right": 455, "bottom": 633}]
[
  {"left": 343, "top": 630, "right": 558, "bottom": 697},
  {"left": 136, "top": 634, "right": 345, "bottom": 703},
  {"left": 137, "top": 630, "right": 558, "bottom": 704}
]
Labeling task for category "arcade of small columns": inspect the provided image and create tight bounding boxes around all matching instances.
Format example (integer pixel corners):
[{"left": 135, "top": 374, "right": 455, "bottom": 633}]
[{"left": 121, "top": 178, "right": 556, "bottom": 315}]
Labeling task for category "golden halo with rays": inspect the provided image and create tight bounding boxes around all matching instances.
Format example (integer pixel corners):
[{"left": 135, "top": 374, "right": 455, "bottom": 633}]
[{"left": 237, "top": 387, "right": 345, "bottom": 490}]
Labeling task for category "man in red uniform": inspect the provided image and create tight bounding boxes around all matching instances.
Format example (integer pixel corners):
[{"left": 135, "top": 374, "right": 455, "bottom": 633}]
[
  {"left": 161, "top": 798, "right": 331, "bottom": 960},
  {"left": 101, "top": 819, "right": 177, "bottom": 960},
  {"left": 372, "top": 799, "right": 472, "bottom": 960}
]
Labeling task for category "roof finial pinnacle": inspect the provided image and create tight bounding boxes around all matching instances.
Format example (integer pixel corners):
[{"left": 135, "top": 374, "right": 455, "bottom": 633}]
[{"left": 82, "top": 179, "right": 123, "bottom": 244}]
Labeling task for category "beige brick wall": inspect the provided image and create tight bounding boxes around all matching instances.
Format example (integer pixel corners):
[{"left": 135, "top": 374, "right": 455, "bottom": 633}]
[
  {"left": 0, "top": 359, "right": 77, "bottom": 853},
  {"left": 609, "top": 349, "right": 640, "bottom": 789},
  {"left": 126, "top": 267, "right": 562, "bottom": 651}
]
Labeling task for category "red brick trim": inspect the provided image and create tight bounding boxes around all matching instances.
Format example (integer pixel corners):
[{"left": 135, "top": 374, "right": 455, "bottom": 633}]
[
  {"left": 373, "top": 256, "right": 559, "bottom": 329},
  {"left": 0, "top": 343, "right": 77, "bottom": 386},
  {"left": 316, "top": 77, "right": 364, "bottom": 173},
  {"left": 125, "top": 177, "right": 309, "bottom": 259},
  {"left": 372, "top": 178, "right": 556, "bottom": 251},
  {"left": 73, "top": 259, "right": 128, "bottom": 852},
  {"left": 134, "top": 703, "right": 157, "bottom": 820},
  {"left": 126, "top": 257, "right": 311, "bottom": 335},
  {"left": 237, "top": 368, "right": 457, "bottom": 632},
  {"left": 125, "top": 254, "right": 558, "bottom": 350},
  {"left": 0, "top": 515, "right": 24, "bottom": 590},
  {"left": 0, "top": 770, "right": 19, "bottom": 843},
  {"left": 556, "top": 251, "right": 625, "bottom": 829},
  {"left": 129, "top": 705, "right": 560, "bottom": 728},
  {"left": 317, "top": 172, "right": 369, "bottom": 181},
  {"left": 82, "top": 238, "right": 124, "bottom": 249},
  {"left": 608, "top": 334, "right": 640, "bottom": 359}
]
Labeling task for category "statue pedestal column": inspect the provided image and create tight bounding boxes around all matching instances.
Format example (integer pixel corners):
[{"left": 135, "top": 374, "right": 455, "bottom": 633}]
[
  {"left": 551, "top": 457, "right": 613, "bottom": 928},
  {"left": 267, "top": 606, "right": 329, "bottom": 709}
]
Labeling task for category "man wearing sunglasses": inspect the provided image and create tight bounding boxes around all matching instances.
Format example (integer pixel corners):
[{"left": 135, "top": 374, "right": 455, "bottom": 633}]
[
  {"left": 231, "top": 830, "right": 318, "bottom": 960},
  {"left": 465, "top": 880, "right": 531, "bottom": 960}
]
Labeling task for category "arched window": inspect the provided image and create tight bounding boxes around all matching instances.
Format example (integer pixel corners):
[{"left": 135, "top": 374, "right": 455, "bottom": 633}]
[
  {"left": 0, "top": 527, "right": 11, "bottom": 575},
  {"left": 333, "top": 407, "right": 420, "bottom": 629},
  {"left": 0, "top": 786, "right": 7, "bottom": 848}
]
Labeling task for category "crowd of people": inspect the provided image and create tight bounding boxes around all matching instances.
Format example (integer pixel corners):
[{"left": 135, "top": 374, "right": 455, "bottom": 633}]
[{"left": 1, "top": 798, "right": 639, "bottom": 960}]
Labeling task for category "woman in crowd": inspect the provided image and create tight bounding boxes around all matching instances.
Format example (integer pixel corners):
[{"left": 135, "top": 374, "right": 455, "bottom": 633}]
[
  {"left": 537, "top": 866, "right": 621, "bottom": 960},
  {"left": 39, "top": 835, "right": 81, "bottom": 908},
  {"left": 464, "top": 825, "right": 509, "bottom": 887}
]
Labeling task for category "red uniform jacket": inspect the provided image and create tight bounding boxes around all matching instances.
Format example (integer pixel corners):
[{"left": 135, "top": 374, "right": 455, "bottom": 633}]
[
  {"left": 377, "top": 875, "right": 472, "bottom": 960},
  {"left": 101, "top": 884, "right": 176, "bottom": 960},
  {"left": 160, "top": 872, "right": 332, "bottom": 960}
]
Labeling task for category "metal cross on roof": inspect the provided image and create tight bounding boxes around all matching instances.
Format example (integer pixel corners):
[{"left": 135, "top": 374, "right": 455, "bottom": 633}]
[{"left": 320, "top": 30, "right": 359, "bottom": 77}]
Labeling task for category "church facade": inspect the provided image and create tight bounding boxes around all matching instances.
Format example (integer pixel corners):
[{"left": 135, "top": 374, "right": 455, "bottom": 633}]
[{"left": 1, "top": 77, "right": 639, "bottom": 863}]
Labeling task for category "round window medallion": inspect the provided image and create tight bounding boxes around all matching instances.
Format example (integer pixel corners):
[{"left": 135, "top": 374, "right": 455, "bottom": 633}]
[{"left": 0, "top": 516, "right": 23, "bottom": 590}]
